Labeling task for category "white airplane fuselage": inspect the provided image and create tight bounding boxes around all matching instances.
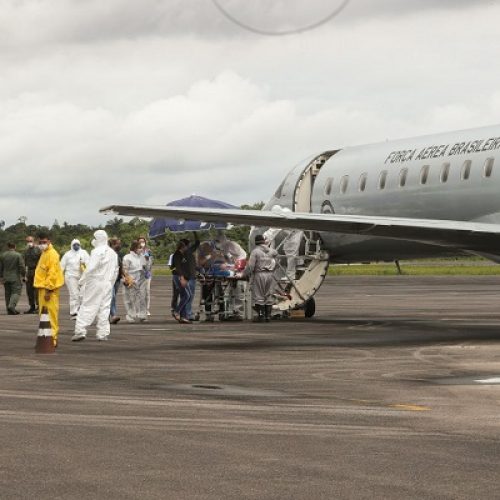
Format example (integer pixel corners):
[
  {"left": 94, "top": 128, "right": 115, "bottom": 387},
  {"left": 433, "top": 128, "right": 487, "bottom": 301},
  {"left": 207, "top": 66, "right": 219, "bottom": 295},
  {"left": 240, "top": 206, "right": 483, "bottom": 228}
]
[{"left": 264, "top": 124, "right": 500, "bottom": 263}]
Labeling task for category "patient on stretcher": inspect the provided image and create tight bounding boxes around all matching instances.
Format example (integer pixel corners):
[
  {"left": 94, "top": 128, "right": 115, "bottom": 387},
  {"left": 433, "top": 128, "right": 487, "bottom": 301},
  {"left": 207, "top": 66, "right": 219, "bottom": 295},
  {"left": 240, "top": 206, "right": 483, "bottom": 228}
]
[
  {"left": 197, "top": 233, "right": 247, "bottom": 277},
  {"left": 197, "top": 233, "right": 248, "bottom": 321}
]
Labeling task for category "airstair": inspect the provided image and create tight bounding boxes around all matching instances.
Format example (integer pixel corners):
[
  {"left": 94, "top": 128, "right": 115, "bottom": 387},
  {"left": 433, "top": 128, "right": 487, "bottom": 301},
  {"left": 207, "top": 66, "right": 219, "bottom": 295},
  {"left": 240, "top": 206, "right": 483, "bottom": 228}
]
[{"left": 272, "top": 230, "right": 329, "bottom": 317}]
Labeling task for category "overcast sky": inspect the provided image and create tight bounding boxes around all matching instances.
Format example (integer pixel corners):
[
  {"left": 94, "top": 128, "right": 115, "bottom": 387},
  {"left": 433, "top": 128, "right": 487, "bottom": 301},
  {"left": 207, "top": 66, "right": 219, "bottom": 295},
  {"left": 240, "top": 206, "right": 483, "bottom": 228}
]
[{"left": 1, "top": 0, "right": 500, "bottom": 227}]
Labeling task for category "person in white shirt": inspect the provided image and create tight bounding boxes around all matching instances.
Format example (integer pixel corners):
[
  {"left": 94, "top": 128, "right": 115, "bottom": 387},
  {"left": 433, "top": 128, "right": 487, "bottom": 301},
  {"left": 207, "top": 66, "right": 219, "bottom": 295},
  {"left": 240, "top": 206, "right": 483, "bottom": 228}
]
[
  {"left": 122, "top": 240, "right": 151, "bottom": 323},
  {"left": 60, "top": 238, "right": 90, "bottom": 318},
  {"left": 137, "top": 236, "right": 153, "bottom": 316}
]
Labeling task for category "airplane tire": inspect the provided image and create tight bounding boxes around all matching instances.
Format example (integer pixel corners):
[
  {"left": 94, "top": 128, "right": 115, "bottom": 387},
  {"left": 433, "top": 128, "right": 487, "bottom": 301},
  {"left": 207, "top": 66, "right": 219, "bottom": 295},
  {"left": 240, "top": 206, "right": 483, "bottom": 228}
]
[{"left": 304, "top": 298, "right": 316, "bottom": 318}]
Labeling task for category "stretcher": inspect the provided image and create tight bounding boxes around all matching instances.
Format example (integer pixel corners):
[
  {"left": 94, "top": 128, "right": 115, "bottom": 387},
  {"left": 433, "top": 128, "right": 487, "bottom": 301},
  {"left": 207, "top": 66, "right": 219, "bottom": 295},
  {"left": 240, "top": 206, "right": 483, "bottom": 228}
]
[{"left": 196, "top": 273, "right": 249, "bottom": 321}]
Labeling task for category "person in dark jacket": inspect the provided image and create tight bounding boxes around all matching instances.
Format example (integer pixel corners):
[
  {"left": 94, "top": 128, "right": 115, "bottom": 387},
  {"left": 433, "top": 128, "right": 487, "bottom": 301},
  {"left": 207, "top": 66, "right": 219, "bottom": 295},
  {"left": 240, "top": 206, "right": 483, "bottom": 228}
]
[
  {"left": 109, "top": 238, "right": 123, "bottom": 324},
  {"left": 180, "top": 233, "right": 200, "bottom": 320},
  {"left": 168, "top": 252, "right": 180, "bottom": 318},
  {"left": 24, "top": 235, "right": 41, "bottom": 313},
  {"left": 0, "top": 242, "right": 26, "bottom": 315},
  {"left": 172, "top": 241, "right": 192, "bottom": 324}
]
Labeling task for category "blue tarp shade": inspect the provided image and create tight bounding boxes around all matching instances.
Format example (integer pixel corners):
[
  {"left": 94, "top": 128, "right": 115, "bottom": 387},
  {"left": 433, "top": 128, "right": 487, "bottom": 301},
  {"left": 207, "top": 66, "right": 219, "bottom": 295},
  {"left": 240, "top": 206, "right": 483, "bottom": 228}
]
[{"left": 149, "top": 195, "right": 238, "bottom": 238}]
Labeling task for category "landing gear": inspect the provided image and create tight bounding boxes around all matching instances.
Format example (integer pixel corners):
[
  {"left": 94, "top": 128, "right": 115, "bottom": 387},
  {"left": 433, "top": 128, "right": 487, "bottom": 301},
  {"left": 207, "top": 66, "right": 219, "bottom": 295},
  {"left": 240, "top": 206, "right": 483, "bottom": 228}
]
[{"left": 304, "top": 298, "right": 316, "bottom": 318}]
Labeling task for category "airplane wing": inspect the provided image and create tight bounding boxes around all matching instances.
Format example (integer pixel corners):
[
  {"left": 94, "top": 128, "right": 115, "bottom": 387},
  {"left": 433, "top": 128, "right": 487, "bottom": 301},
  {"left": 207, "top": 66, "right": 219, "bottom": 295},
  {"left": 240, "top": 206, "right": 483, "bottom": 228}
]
[{"left": 100, "top": 204, "right": 500, "bottom": 253}]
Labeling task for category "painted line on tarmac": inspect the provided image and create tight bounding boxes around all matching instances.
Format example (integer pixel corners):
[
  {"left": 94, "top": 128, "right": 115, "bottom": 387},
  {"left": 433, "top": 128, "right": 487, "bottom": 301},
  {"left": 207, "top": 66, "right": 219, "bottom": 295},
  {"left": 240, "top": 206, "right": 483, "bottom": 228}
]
[
  {"left": 475, "top": 377, "right": 500, "bottom": 384},
  {"left": 389, "top": 404, "right": 431, "bottom": 412},
  {"left": 0, "top": 390, "right": 430, "bottom": 417}
]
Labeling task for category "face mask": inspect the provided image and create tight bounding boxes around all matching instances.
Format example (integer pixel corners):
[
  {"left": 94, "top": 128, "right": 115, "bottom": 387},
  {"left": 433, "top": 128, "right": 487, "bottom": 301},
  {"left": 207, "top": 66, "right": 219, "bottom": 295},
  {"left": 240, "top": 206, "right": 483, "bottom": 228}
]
[
  {"left": 139, "top": 242, "right": 146, "bottom": 248},
  {"left": 72, "top": 244, "right": 81, "bottom": 251},
  {"left": 27, "top": 242, "right": 34, "bottom": 248},
  {"left": 39, "top": 243, "right": 48, "bottom": 251}
]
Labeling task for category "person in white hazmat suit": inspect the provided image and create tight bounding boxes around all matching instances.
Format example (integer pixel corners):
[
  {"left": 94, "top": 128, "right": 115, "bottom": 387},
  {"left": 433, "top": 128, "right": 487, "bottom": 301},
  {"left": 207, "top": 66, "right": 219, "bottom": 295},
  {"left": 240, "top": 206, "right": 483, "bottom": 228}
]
[
  {"left": 214, "top": 231, "right": 247, "bottom": 262},
  {"left": 60, "top": 239, "right": 90, "bottom": 318},
  {"left": 281, "top": 230, "right": 304, "bottom": 280},
  {"left": 71, "top": 230, "right": 119, "bottom": 342},
  {"left": 262, "top": 205, "right": 289, "bottom": 249},
  {"left": 263, "top": 206, "right": 304, "bottom": 281}
]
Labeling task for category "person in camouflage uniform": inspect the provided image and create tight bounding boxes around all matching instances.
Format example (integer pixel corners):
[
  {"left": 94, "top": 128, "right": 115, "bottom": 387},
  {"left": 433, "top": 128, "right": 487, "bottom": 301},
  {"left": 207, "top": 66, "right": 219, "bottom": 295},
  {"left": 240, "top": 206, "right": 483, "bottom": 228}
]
[{"left": 0, "top": 242, "right": 26, "bottom": 315}]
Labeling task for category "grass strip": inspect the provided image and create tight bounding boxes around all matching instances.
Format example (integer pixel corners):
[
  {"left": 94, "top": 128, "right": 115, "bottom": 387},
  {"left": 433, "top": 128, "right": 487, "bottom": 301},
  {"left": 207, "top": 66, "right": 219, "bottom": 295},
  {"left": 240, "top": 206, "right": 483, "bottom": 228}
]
[
  {"left": 327, "top": 264, "right": 500, "bottom": 276},
  {"left": 153, "top": 263, "right": 500, "bottom": 277}
]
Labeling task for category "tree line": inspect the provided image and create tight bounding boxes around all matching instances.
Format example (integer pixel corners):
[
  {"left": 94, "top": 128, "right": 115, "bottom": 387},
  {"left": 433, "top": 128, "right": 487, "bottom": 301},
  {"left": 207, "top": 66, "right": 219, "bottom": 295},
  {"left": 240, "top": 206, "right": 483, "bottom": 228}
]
[{"left": 0, "top": 203, "right": 264, "bottom": 263}]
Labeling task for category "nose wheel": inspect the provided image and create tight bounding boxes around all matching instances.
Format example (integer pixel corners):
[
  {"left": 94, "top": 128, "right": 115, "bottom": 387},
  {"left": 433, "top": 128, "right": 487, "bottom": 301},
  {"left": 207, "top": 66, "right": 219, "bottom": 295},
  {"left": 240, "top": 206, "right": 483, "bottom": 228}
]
[{"left": 304, "top": 297, "right": 316, "bottom": 318}]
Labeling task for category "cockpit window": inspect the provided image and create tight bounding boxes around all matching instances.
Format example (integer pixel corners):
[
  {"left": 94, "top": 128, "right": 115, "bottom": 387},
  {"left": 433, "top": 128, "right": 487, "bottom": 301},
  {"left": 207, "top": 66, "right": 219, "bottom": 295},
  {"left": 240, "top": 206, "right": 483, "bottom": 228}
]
[{"left": 274, "top": 180, "right": 286, "bottom": 198}]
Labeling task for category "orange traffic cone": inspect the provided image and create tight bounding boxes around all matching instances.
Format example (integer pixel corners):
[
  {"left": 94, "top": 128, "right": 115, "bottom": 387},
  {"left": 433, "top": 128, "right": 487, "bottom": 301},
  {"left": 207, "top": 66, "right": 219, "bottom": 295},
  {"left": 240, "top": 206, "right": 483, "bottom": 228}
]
[{"left": 35, "top": 306, "right": 55, "bottom": 354}]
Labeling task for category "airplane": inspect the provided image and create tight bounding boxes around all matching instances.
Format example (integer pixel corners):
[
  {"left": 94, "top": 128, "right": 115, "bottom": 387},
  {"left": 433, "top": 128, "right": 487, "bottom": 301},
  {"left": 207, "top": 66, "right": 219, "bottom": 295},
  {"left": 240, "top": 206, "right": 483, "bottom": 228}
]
[{"left": 101, "top": 124, "right": 500, "bottom": 317}]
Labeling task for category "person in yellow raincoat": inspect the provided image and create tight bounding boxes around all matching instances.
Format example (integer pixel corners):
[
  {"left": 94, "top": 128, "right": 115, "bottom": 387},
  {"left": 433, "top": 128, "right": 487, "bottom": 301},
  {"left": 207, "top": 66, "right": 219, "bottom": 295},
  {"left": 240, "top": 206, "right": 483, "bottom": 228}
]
[{"left": 34, "top": 232, "right": 64, "bottom": 347}]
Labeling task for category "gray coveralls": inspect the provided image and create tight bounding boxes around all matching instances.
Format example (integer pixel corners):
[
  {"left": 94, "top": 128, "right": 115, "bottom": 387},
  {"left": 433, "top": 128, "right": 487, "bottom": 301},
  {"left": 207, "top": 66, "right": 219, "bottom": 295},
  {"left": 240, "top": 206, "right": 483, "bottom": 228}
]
[{"left": 244, "top": 244, "right": 278, "bottom": 306}]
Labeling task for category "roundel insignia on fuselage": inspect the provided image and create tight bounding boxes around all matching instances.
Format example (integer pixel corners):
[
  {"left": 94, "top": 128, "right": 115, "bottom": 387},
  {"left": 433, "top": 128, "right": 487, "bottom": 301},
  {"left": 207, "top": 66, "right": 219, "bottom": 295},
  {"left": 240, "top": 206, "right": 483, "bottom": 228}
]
[{"left": 321, "top": 200, "right": 335, "bottom": 214}]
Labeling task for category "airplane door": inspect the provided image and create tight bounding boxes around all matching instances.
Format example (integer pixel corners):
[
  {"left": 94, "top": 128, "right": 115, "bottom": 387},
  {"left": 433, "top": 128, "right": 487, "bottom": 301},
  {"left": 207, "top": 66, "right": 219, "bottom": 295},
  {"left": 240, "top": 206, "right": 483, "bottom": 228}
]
[{"left": 293, "top": 151, "right": 337, "bottom": 213}]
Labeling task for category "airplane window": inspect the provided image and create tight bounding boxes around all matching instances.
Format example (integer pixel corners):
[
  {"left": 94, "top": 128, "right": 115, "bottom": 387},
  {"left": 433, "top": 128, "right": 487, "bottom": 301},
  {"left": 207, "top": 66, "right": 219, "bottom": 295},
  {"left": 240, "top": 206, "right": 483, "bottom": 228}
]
[
  {"left": 484, "top": 158, "right": 494, "bottom": 178},
  {"left": 324, "top": 177, "right": 333, "bottom": 196},
  {"left": 440, "top": 163, "right": 450, "bottom": 183},
  {"left": 461, "top": 160, "right": 472, "bottom": 181},
  {"left": 359, "top": 172, "right": 367, "bottom": 192},
  {"left": 399, "top": 168, "right": 408, "bottom": 187},
  {"left": 340, "top": 175, "right": 349, "bottom": 194},
  {"left": 420, "top": 165, "right": 430, "bottom": 185},
  {"left": 378, "top": 170, "right": 388, "bottom": 190}
]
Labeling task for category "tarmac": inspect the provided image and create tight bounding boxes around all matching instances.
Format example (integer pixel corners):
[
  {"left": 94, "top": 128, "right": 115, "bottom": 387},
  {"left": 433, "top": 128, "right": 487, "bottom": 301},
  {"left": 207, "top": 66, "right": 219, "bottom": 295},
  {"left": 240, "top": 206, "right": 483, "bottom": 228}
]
[{"left": 1, "top": 275, "right": 500, "bottom": 499}]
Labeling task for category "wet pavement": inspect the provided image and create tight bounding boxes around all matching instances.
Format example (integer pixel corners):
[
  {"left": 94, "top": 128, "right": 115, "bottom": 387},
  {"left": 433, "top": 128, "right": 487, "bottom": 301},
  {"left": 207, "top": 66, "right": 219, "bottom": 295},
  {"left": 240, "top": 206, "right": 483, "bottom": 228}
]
[{"left": 0, "top": 276, "right": 500, "bottom": 499}]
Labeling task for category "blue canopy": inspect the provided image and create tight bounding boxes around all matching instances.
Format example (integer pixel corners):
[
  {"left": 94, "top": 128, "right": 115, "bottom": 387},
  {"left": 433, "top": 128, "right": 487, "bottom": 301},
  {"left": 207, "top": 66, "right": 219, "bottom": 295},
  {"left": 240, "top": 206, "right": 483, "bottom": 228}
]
[{"left": 149, "top": 195, "right": 238, "bottom": 238}]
